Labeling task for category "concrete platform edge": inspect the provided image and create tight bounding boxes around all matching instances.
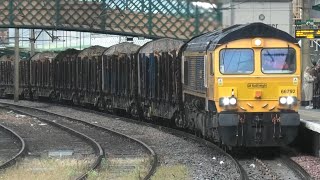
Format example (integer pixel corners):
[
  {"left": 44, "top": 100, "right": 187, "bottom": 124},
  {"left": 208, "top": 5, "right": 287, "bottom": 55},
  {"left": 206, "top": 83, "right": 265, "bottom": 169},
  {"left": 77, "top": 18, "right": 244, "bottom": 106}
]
[{"left": 300, "top": 119, "right": 320, "bottom": 133}]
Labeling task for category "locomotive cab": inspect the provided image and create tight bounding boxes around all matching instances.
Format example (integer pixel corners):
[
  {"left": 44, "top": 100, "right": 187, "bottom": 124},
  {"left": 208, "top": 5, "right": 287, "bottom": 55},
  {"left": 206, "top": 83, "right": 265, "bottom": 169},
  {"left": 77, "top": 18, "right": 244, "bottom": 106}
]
[
  {"left": 181, "top": 23, "right": 301, "bottom": 147},
  {"left": 215, "top": 37, "right": 300, "bottom": 147}
]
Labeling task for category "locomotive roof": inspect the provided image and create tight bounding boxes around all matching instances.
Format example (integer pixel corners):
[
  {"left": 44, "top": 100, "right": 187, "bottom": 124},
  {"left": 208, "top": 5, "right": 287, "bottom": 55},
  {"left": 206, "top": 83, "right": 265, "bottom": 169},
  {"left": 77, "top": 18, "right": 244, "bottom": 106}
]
[
  {"left": 103, "top": 42, "right": 140, "bottom": 55},
  {"left": 77, "top": 45, "right": 107, "bottom": 58},
  {"left": 139, "top": 38, "right": 184, "bottom": 54},
  {"left": 184, "top": 22, "right": 298, "bottom": 52},
  {"left": 30, "top": 52, "right": 57, "bottom": 61}
]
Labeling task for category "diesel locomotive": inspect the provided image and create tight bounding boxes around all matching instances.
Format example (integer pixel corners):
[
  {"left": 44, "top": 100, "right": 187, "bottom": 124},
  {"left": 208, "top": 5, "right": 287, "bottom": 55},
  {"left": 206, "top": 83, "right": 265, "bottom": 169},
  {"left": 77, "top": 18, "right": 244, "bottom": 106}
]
[
  {"left": 179, "top": 23, "right": 300, "bottom": 147},
  {"left": 0, "top": 23, "right": 301, "bottom": 147}
]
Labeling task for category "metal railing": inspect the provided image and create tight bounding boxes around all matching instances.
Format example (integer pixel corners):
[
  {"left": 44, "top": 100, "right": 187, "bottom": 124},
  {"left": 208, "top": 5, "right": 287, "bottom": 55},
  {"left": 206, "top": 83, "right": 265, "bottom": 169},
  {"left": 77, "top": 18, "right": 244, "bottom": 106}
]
[{"left": 0, "top": 0, "right": 220, "bottom": 40}]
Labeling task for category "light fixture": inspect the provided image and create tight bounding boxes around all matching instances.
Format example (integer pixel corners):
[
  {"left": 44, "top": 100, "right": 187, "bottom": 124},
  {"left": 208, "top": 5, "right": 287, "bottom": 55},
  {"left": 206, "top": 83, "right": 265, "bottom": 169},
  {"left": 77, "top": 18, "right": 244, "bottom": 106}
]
[
  {"left": 254, "top": 39, "right": 262, "bottom": 46},
  {"left": 229, "top": 97, "right": 237, "bottom": 105},
  {"left": 279, "top": 96, "right": 297, "bottom": 105},
  {"left": 279, "top": 97, "right": 287, "bottom": 105},
  {"left": 287, "top": 96, "right": 294, "bottom": 105},
  {"left": 223, "top": 98, "right": 230, "bottom": 106}
]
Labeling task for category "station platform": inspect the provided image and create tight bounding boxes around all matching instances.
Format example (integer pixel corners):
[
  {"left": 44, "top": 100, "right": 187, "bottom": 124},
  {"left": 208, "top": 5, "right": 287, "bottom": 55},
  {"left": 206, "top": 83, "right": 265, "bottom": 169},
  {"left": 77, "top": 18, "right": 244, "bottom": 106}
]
[{"left": 298, "top": 107, "right": 320, "bottom": 157}]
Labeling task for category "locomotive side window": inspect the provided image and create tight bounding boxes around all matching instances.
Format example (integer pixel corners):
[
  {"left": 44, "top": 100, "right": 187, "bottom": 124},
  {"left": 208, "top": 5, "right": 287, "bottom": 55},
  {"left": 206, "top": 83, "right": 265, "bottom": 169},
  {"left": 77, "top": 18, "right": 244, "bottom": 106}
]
[
  {"left": 219, "top": 49, "right": 254, "bottom": 74},
  {"left": 261, "top": 48, "right": 296, "bottom": 74}
]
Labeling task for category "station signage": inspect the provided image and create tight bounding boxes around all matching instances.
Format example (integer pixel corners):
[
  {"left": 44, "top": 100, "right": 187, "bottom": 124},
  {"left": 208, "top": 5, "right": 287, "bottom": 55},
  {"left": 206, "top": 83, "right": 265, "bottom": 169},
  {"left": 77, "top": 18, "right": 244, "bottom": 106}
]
[{"left": 295, "top": 29, "right": 320, "bottom": 39}]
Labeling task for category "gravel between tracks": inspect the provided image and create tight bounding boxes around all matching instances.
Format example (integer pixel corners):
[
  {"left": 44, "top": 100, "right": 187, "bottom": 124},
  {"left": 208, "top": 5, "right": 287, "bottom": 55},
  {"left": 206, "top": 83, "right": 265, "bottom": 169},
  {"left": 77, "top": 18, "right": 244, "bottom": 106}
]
[
  {"left": 0, "top": 125, "right": 21, "bottom": 165},
  {"left": 0, "top": 108, "right": 94, "bottom": 160},
  {"left": 291, "top": 155, "right": 320, "bottom": 179},
  {"left": 0, "top": 100, "right": 241, "bottom": 179}
]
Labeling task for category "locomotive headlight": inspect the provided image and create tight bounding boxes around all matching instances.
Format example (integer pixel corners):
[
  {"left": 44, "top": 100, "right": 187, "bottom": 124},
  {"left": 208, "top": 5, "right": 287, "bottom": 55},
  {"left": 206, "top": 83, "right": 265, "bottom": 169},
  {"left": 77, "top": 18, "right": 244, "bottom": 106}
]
[
  {"left": 219, "top": 97, "right": 237, "bottom": 107},
  {"left": 279, "top": 96, "right": 297, "bottom": 105},
  {"left": 223, "top": 98, "right": 230, "bottom": 106},
  {"left": 287, "top": 96, "right": 294, "bottom": 105},
  {"left": 279, "top": 97, "right": 287, "bottom": 105},
  {"left": 229, "top": 97, "right": 237, "bottom": 105}
]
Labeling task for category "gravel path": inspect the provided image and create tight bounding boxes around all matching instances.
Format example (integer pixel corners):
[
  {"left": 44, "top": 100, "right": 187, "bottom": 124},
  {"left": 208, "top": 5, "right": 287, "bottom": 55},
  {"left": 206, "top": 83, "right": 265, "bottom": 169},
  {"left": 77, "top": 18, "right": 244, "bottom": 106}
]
[{"left": 0, "top": 100, "right": 241, "bottom": 179}]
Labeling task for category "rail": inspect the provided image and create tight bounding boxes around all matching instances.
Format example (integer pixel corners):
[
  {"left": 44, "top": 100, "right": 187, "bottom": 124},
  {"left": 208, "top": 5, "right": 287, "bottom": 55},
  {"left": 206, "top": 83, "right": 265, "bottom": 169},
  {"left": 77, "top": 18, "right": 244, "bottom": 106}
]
[
  {"left": 0, "top": 102, "right": 157, "bottom": 180},
  {"left": 0, "top": 124, "right": 26, "bottom": 170},
  {"left": 0, "top": 105, "right": 104, "bottom": 180}
]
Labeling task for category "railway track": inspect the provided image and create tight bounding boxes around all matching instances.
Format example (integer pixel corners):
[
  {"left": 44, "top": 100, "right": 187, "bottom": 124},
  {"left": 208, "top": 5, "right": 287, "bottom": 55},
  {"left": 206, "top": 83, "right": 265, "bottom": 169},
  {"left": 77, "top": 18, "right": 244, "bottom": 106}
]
[
  {"left": 279, "top": 154, "right": 312, "bottom": 180},
  {"left": 0, "top": 106, "right": 103, "bottom": 179},
  {"left": 234, "top": 149, "right": 311, "bottom": 180},
  {"left": 0, "top": 100, "right": 244, "bottom": 179},
  {"left": 0, "top": 124, "right": 26, "bottom": 170},
  {"left": 0, "top": 103, "right": 156, "bottom": 180},
  {"left": 0, "top": 101, "right": 310, "bottom": 180}
]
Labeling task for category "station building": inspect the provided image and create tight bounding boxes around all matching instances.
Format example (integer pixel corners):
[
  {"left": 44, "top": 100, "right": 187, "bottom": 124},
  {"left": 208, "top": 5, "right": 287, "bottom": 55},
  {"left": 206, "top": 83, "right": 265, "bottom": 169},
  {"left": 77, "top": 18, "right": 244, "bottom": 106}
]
[{"left": 221, "top": 0, "right": 294, "bottom": 35}]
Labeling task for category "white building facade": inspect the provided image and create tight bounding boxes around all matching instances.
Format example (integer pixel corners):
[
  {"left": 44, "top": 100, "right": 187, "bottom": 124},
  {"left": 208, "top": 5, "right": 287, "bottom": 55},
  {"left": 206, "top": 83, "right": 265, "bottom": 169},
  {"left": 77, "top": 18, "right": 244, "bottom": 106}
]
[{"left": 221, "top": 0, "right": 293, "bottom": 35}]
